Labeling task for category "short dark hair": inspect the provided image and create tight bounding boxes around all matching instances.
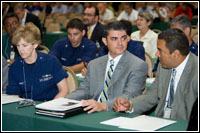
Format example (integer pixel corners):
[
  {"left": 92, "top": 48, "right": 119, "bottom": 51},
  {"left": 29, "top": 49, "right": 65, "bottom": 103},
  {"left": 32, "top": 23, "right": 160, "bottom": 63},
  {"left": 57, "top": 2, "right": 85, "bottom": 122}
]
[
  {"left": 85, "top": 6, "right": 99, "bottom": 17},
  {"left": 120, "top": 20, "right": 132, "bottom": 36},
  {"left": 158, "top": 28, "right": 190, "bottom": 56},
  {"left": 104, "top": 21, "right": 127, "bottom": 37},
  {"left": 66, "top": 18, "right": 84, "bottom": 31},
  {"left": 3, "top": 12, "right": 19, "bottom": 26}
]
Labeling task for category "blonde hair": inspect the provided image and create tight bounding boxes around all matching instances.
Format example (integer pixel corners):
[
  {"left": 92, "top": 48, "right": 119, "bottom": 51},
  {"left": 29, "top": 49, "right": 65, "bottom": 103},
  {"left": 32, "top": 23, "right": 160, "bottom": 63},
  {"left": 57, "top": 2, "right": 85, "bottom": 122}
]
[
  {"left": 138, "top": 11, "right": 153, "bottom": 23},
  {"left": 12, "top": 22, "right": 41, "bottom": 46}
]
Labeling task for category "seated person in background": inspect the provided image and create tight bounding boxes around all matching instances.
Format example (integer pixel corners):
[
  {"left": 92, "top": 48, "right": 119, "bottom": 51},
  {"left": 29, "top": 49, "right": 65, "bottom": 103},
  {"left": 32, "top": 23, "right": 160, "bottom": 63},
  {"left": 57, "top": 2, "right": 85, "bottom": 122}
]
[
  {"left": 113, "top": 28, "right": 198, "bottom": 120},
  {"left": 2, "top": 12, "right": 20, "bottom": 62},
  {"left": 51, "top": 2, "right": 68, "bottom": 14},
  {"left": 137, "top": 2, "right": 152, "bottom": 13},
  {"left": 49, "top": 18, "right": 97, "bottom": 72},
  {"left": 97, "top": 2, "right": 114, "bottom": 24},
  {"left": 14, "top": 2, "right": 42, "bottom": 38},
  {"left": 83, "top": 6, "right": 105, "bottom": 53},
  {"left": 67, "top": 21, "right": 148, "bottom": 114},
  {"left": 131, "top": 11, "right": 158, "bottom": 58},
  {"left": 2, "top": 56, "right": 9, "bottom": 94},
  {"left": 117, "top": 2, "right": 138, "bottom": 25},
  {"left": 6, "top": 22, "right": 69, "bottom": 101},
  {"left": 174, "top": 2, "right": 193, "bottom": 21},
  {"left": 81, "top": 20, "right": 145, "bottom": 76},
  {"left": 67, "top": 2, "right": 84, "bottom": 15},
  {"left": 153, "top": 15, "right": 198, "bottom": 76}
]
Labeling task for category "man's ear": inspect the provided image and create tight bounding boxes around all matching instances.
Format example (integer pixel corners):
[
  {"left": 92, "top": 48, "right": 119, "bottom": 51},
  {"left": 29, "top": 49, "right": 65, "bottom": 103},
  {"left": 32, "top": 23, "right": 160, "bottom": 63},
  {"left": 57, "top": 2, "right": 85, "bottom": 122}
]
[
  {"left": 173, "top": 49, "right": 180, "bottom": 58},
  {"left": 184, "top": 27, "right": 190, "bottom": 36},
  {"left": 82, "top": 29, "right": 86, "bottom": 36},
  {"left": 102, "top": 37, "right": 107, "bottom": 46}
]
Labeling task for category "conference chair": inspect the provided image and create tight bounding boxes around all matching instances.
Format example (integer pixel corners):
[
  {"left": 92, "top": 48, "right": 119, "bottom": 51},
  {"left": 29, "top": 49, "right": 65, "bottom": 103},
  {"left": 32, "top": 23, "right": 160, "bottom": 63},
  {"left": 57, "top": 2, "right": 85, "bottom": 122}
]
[
  {"left": 46, "top": 23, "right": 61, "bottom": 32},
  {"left": 37, "top": 45, "right": 50, "bottom": 54},
  {"left": 145, "top": 52, "right": 154, "bottom": 78},
  {"left": 62, "top": 66, "right": 78, "bottom": 93}
]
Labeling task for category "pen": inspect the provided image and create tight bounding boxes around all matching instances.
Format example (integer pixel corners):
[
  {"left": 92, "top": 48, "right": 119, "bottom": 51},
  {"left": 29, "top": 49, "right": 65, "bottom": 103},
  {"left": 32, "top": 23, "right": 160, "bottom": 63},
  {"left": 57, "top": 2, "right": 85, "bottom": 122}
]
[{"left": 16, "top": 103, "right": 35, "bottom": 109}]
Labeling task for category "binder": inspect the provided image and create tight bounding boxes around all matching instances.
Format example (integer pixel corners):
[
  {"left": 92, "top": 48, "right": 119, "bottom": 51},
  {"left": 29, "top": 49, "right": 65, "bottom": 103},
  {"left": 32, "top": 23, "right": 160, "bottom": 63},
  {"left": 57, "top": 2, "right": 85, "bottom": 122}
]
[{"left": 35, "top": 98, "right": 84, "bottom": 118}]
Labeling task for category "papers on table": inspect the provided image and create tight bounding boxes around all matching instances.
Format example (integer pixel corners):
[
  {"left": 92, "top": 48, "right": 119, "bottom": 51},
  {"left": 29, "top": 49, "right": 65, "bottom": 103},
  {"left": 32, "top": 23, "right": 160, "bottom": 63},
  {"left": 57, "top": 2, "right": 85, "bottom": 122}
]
[
  {"left": 35, "top": 97, "right": 84, "bottom": 118},
  {"left": 2, "top": 94, "right": 24, "bottom": 104},
  {"left": 100, "top": 115, "right": 177, "bottom": 131}
]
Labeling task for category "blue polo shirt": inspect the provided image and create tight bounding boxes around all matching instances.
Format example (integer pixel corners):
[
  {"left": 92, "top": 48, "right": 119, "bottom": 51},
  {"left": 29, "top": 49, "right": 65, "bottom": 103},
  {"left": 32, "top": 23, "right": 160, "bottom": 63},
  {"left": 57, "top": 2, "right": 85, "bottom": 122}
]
[
  {"left": 152, "top": 40, "right": 198, "bottom": 72},
  {"left": 49, "top": 37, "right": 97, "bottom": 65},
  {"left": 97, "top": 39, "right": 145, "bottom": 61},
  {"left": 6, "top": 51, "right": 68, "bottom": 101}
]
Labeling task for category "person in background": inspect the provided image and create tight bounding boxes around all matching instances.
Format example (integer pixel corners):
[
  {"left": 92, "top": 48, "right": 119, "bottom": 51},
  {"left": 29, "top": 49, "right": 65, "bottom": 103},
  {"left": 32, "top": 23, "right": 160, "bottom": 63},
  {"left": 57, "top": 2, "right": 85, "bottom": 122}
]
[
  {"left": 2, "top": 12, "right": 20, "bottom": 62},
  {"left": 14, "top": 3, "right": 43, "bottom": 36},
  {"left": 2, "top": 56, "right": 9, "bottom": 94},
  {"left": 97, "top": 2, "right": 114, "bottom": 24},
  {"left": 6, "top": 22, "right": 69, "bottom": 101},
  {"left": 51, "top": 2, "right": 68, "bottom": 14},
  {"left": 49, "top": 18, "right": 97, "bottom": 72},
  {"left": 174, "top": 2, "right": 193, "bottom": 21},
  {"left": 152, "top": 15, "right": 198, "bottom": 76},
  {"left": 137, "top": 2, "right": 152, "bottom": 13},
  {"left": 2, "top": 2, "right": 14, "bottom": 18},
  {"left": 83, "top": 6, "right": 105, "bottom": 53},
  {"left": 117, "top": 2, "right": 138, "bottom": 25},
  {"left": 67, "top": 2, "right": 84, "bottom": 15},
  {"left": 113, "top": 28, "right": 198, "bottom": 121},
  {"left": 131, "top": 11, "right": 158, "bottom": 58},
  {"left": 67, "top": 21, "right": 148, "bottom": 114}
]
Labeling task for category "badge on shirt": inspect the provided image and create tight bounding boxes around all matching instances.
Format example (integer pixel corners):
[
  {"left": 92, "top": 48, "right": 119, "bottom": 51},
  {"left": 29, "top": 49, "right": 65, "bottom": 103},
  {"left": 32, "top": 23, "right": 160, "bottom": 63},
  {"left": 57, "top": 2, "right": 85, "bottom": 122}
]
[
  {"left": 163, "top": 107, "right": 172, "bottom": 118},
  {"left": 40, "top": 74, "right": 53, "bottom": 82}
]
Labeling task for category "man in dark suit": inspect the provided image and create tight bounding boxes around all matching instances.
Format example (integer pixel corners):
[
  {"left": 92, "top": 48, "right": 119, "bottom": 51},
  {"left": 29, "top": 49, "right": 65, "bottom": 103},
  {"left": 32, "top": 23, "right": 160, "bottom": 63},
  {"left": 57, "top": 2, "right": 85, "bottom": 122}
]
[
  {"left": 14, "top": 3, "right": 42, "bottom": 37},
  {"left": 113, "top": 28, "right": 198, "bottom": 121},
  {"left": 83, "top": 6, "right": 105, "bottom": 53}
]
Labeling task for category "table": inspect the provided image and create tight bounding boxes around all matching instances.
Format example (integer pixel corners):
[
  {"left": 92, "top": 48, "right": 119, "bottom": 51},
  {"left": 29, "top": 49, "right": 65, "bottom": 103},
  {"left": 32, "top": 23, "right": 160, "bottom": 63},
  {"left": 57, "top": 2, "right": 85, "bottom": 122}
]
[
  {"left": 2, "top": 102, "right": 188, "bottom": 131},
  {"left": 42, "top": 32, "right": 67, "bottom": 50}
]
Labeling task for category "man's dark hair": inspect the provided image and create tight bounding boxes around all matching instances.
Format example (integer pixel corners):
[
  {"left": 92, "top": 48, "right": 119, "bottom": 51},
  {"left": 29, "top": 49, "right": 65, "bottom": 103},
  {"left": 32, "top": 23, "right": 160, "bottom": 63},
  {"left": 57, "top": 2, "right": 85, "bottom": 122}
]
[
  {"left": 3, "top": 12, "right": 19, "bottom": 26},
  {"left": 104, "top": 21, "right": 127, "bottom": 37},
  {"left": 120, "top": 20, "right": 132, "bottom": 36},
  {"left": 158, "top": 28, "right": 190, "bottom": 56},
  {"left": 85, "top": 6, "right": 99, "bottom": 17},
  {"left": 66, "top": 18, "right": 84, "bottom": 31}
]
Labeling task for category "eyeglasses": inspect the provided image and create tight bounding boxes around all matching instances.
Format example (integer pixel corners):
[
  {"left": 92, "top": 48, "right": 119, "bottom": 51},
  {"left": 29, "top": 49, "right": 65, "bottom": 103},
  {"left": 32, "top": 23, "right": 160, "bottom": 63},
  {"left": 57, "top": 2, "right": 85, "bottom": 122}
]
[{"left": 83, "top": 13, "right": 95, "bottom": 17}]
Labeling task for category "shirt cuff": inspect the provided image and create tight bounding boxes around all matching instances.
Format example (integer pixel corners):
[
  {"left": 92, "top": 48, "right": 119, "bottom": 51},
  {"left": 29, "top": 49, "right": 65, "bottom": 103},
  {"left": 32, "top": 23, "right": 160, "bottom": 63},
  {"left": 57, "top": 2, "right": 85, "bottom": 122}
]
[{"left": 125, "top": 101, "right": 134, "bottom": 113}]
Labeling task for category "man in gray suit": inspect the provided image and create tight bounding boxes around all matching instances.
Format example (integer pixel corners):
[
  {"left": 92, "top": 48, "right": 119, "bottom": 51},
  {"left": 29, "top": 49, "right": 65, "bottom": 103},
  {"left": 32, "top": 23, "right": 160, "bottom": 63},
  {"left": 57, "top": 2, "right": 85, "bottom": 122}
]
[
  {"left": 67, "top": 21, "right": 148, "bottom": 114},
  {"left": 113, "top": 28, "right": 198, "bottom": 120}
]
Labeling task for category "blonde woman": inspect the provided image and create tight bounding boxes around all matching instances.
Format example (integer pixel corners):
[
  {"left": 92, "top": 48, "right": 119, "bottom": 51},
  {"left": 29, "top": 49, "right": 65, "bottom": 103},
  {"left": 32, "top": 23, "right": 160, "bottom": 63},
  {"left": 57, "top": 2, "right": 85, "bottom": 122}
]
[
  {"left": 131, "top": 11, "right": 158, "bottom": 58},
  {"left": 6, "top": 22, "right": 69, "bottom": 101}
]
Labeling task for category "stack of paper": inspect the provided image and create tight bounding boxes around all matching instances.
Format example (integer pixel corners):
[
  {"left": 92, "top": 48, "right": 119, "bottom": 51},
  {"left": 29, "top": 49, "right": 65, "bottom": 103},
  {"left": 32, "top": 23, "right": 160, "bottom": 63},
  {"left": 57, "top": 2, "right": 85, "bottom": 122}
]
[
  {"left": 35, "top": 98, "right": 84, "bottom": 118},
  {"left": 2, "top": 94, "right": 24, "bottom": 104},
  {"left": 100, "top": 115, "right": 177, "bottom": 131}
]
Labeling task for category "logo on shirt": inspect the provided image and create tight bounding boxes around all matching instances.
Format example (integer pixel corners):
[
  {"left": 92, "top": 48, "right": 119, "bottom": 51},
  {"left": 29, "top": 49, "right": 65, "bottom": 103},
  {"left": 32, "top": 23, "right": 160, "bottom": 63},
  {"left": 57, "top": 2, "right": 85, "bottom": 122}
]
[
  {"left": 39, "top": 74, "right": 53, "bottom": 82},
  {"left": 77, "top": 58, "right": 82, "bottom": 61},
  {"left": 61, "top": 57, "right": 66, "bottom": 61}
]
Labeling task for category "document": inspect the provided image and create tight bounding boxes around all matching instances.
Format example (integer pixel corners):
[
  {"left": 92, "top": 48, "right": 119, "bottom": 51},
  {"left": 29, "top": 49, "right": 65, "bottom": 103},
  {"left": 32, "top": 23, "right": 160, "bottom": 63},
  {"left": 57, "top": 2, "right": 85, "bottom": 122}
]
[
  {"left": 100, "top": 115, "right": 177, "bottom": 131},
  {"left": 2, "top": 94, "right": 24, "bottom": 104},
  {"left": 35, "top": 97, "right": 82, "bottom": 112},
  {"left": 35, "top": 97, "right": 84, "bottom": 118},
  {"left": 146, "top": 78, "right": 155, "bottom": 84}
]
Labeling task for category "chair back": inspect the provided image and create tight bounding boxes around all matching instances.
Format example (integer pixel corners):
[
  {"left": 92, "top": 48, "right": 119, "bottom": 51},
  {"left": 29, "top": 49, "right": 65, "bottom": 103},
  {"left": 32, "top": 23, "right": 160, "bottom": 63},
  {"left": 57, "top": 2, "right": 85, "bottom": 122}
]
[
  {"left": 62, "top": 66, "right": 78, "bottom": 93},
  {"left": 37, "top": 45, "right": 50, "bottom": 54},
  {"left": 152, "top": 29, "right": 161, "bottom": 34},
  {"left": 145, "top": 52, "right": 154, "bottom": 78},
  {"left": 46, "top": 23, "right": 61, "bottom": 32}
]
